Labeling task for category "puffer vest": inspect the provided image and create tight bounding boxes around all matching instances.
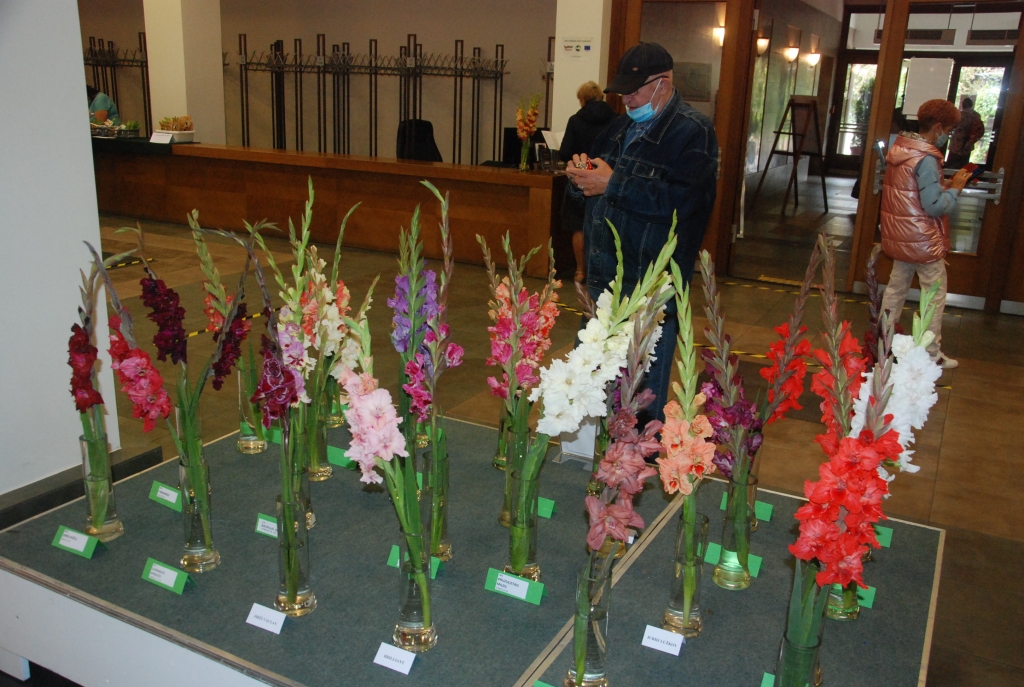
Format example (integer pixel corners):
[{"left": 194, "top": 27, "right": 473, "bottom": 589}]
[{"left": 880, "top": 135, "right": 950, "bottom": 264}]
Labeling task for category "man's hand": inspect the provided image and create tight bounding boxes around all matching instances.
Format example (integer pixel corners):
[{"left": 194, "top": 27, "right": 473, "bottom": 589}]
[
  {"left": 949, "top": 168, "right": 972, "bottom": 191},
  {"left": 566, "top": 154, "right": 612, "bottom": 197}
]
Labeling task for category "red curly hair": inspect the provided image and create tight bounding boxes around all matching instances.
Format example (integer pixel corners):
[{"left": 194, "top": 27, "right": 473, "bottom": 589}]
[{"left": 917, "top": 99, "right": 960, "bottom": 131}]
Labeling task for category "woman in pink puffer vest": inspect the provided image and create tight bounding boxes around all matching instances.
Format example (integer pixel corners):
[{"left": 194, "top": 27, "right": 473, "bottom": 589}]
[{"left": 880, "top": 99, "right": 972, "bottom": 370}]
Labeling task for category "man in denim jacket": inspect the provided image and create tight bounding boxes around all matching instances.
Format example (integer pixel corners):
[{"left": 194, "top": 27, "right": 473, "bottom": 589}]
[{"left": 566, "top": 42, "right": 719, "bottom": 424}]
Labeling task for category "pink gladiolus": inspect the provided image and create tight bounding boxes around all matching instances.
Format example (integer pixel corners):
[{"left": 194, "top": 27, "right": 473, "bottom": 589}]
[
  {"left": 584, "top": 496, "right": 645, "bottom": 551},
  {"left": 343, "top": 372, "right": 408, "bottom": 484}
]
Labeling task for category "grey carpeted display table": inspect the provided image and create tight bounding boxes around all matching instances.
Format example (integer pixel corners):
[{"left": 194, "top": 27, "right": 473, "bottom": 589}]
[{"left": 0, "top": 420, "right": 942, "bottom": 687}]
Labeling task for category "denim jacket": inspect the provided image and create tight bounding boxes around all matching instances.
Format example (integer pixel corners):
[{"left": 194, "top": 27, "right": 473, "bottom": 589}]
[{"left": 571, "top": 91, "right": 719, "bottom": 296}]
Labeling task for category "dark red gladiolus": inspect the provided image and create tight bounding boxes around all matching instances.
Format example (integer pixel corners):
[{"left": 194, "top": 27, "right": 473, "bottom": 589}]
[
  {"left": 140, "top": 277, "right": 188, "bottom": 365},
  {"left": 251, "top": 343, "right": 300, "bottom": 428},
  {"left": 68, "top": 324, "right": 103, "bottom": 412},
  {"left": 211, "top": 303, "right": 252, "bottom": 391}
]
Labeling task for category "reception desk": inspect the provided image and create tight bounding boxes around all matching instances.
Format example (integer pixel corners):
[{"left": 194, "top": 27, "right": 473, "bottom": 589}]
[{"left": 93, "top": 144, "right": 567, "bottom": 277}]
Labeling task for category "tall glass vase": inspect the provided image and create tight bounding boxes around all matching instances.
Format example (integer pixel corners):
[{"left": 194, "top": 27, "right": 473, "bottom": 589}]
[
  {"left": 565, "top": 556, "right": 611, "bottom": 687},
  {"left": 775, "top": 558, "right": 829, "bottom": 687},
  {"left": 504, "top": 470, "right": 540, "bottom": 581},
  {"left": 275, "top": 496, "right": 316, "bottom": 616},
  {"left": 713, "top": 477, "right": 751, "bottom": 590},
  {"left": 307, "top": 390, "right": 332, "bottom": 482},
  {"left": 237, "top": 370, "right": 266, "bottom": 454},
  {"left": 662, "top": 500, "right": 708, "bottom": 637},
  {"left": 493, "top": 402, "right": 511, "bottom": 470},
  {"left": 176, "top": 408, "right": 219, "bottom": 573},
  {"left": 79, "top": 431, "right": 123, "bottom": 542},
  {"left": 394, "top": 528, "right": 437, "bottom": 651},
  {"left": 519, "top": 139, "right": 530, "bottom": 171},
  {"left": 586, "top": 416, "right": 610, "bottom": 496},
  {"left": 286, "top": 413, "right": 316, "bottom": 530},
  {"left": 428, "top": 424, "right": 452, "bottom": 561},
  {"left": 747, "top": 475, "right": 760, "bottom": 533},
  {"left": 499, "top": 422, "right": 529, "bottom": 528},
  {"left": 323, "top": 375, "right": 345, "bottom": 428},
  {"left": 826, "top": 581, "right": 861, "bottom": 620}
]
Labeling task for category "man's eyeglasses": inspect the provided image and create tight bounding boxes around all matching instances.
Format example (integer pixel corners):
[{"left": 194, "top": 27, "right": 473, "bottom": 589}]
[{"left": 626, "top": 76, "right": 666, "bottom": 96}]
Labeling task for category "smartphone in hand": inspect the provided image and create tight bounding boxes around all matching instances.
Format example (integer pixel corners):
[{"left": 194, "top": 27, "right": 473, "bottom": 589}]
[{"left": 963, "top": 163, "right": 985, "bottom": 182}]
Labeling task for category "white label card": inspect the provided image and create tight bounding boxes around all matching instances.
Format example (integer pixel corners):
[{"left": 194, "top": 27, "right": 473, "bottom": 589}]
[
  {"left": 150, "top": 131, "right": 174, "bottom": 144},
  {"left": 59, "top": 529, "right": 89, "bottom": 552},
  {"left": 156, "top": 486, "right": 179, "bottom": 504},
  {"left": 255, "top": 515, "right": 278, "bottom": 538},
  {"left": 148, "top": 562, "right": 179, "bottom": 587},
  {"left": 246, "top": 603, "right": 286, "bottom": 635},
  {"left": 494, "top": 572, "right": 530, "bottom": 600},
  {"left": 642, "top": 624, "right": 684, "bottom": 655},
  {"left": 373, "top": 642, "right": 416, "bottom": 675}
]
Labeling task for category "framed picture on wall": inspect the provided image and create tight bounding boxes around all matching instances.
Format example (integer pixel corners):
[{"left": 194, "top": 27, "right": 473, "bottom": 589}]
[{"left": 674, "top": 62, "right": 712, "bottom": 102}]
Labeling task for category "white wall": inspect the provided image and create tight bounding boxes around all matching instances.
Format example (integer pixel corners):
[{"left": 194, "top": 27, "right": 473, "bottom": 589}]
[
  {"left": 0, "top": 1, "right": 120, "bottom": 496},
  {"left": 551, "top": 0, "right": 613, "bottom": 137}
]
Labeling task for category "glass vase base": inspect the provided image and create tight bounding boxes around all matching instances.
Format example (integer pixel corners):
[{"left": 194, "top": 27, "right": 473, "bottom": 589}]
[
  {"left": 826, "top": 602, "right": 860, "bottom": 621},
  {"left": 84, "top": 518, "right": 123, "bottom": 543},
  {"left": 712, "top": 564, "right": 751, "bottom": 591},
  {"left": 306, "top": 510, "right": 317, "bottom": 531},
  {"left": 586, "top": 479, "right": 603, "bottom": 496},
  {"left": 750, "top": 518, "right": 759, "bottom": 533},
  {"left": 563, "top": 669, "right": 608, "bottom": 687},
  {"left": 503, "top": 562, "right": 541, "bottom": 582},
  {"left": 433, "top": 541, "right": 453, "bottom": 562},
  {"left": 181, "top": 548, "right": 220, "bottom": 573},
  {"left": 416, "top": 433, "right": 429, "bottom": 449},
  {"left": 493, "top": 455, "right": 507, "bottom": 470},
  {"left": 309, "top": 465, "right": 333, "bottom": 482},
  {"left": 325, "top": 415, "right": 345, "bottom": 429},
  {"left": 662, "top": 609, "right": 702, "bottom": 638},
  {"left": 393, "top": 624, "right": 437, "bottom": 653},
  {"left": 236, "top": 437, "right": 267, "bottom": 455},
  {"left": 597, "top": 539, "right": 626, "bottom": 559},
  {"left": 498, "top": 507, "right": 511, "bottom": 528},
  {"left": 275, "top": 589, "right": 317, "bottom": 617}
]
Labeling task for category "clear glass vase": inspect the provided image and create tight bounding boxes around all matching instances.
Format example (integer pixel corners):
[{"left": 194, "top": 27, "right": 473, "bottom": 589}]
[
  {"left": 747, "top": 475, "right": 760, "bottom": 533},
  {"left": 565, "top": 558, "right": 611, "bottom": 687},
  {"left": 586, "top": 416, "right": 610, "bottom": 496},
  {"left": 493, "top": 402, "right": 510, "bottom": 470},
  {"left": 504, "top": 470, "right": 540, "bottom": 581},
  {"left": 307, "top": 392, "right": 333, "bottom": 482},
  {"left": 275, "top": 497, "right": 316, "bottom": 616},
  {"left": 177, "top": 409, "right": 219, "bottom": 573},
  {"left": 499, "top": 425, "right": 529, "bottom": 528},
  {"left": 394, "top": 529, "right": 437, "bottom": 652},
  {"left": 663, "top": 506, "right": 708, "bottom": 637},
  {"left": 79, "top": 432, "right": 123, "bottom": 542},
  {"left": 713, "top": 477, "right": 751, "bottom": 590},
  {"left": 774, "top": 637, "right": 822, "bottom": 687},
  {"left": 428, "top": 426, "right": 452, "bottom": 561},
  {"left": 237, "top": 370, "right": 266, "bottom": 454},
  {"left": 826, "top": 581, "right": 861, "bottom": 620},
  {"left": 286, "top": 418, "right": 316, "bottom": 530},
  {"left": 323, "top": 376, "right": 345, "bottom": 428}
]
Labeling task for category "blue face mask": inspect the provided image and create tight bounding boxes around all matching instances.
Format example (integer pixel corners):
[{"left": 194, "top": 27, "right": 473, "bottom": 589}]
[
  {"left": 626, "top": 79, "right": 663, "bottom": 123},
  {"left": 935, "top": 132, "right": 949, "bottom": 148}
]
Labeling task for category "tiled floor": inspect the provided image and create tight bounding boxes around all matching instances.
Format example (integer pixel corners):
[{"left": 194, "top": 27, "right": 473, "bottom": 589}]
[{"left": 19, "top": 198, "right": 1022, "bottom": 686}]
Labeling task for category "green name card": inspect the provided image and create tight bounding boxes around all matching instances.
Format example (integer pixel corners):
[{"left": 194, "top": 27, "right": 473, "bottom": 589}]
[
  {"left": 857, "top": 585, "right": 876, "bottom": 609},
  {"left": 327, "top": 445, "right": 355, "bottom": 469},
  {"left": 267, "top": 425, "right": 283, "bottom": 444},
  {"left": 719, "top": 492, "right": 774, "bottom": 521},
  {"left": 51, "top": 526, "right": 98, "bottom": 559},
  {"left": 149, "top": 481, "right": 182, "bottom": 512},
  {"left": 537, "top": 497, "right": 556, "bottom": 519},
  {"left": 141, "top": 557, "right": 189, "bottom": 594},
  {"left": 535, "top": 682, "right": 556, "bottom": 687},
  {"left": 873, "top": 525, "right": 893, "bottom": 548},
  {"left": 484, "top": 568, "right": 545, "bottom": 605},
  {"left": 762, "top": 673, "right": 809, "bottom": 687},
  {"left": 255, "top": 513, "right": 278, "bottom": 538},
  {"left": 703, "top": 542, "right": 763, "bottom": 577},
  {"left": 386, "top": 545, "right": 441, "bottom": 579}
]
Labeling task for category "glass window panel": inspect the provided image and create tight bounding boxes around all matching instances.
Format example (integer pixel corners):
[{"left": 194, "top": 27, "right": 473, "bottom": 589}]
[{"left": 836, "top": 63, "right": 877, "bottom": 155}]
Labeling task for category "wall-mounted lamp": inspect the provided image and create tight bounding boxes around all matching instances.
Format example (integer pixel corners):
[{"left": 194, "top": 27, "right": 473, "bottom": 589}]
[
  {"left": 756, "top": 37, "right": 770, "bottom": 56},
  {"left": 784, "top": 46, "right": 800, "bottom": 62},
  {"left": 806, "top": 52, "right": 821, "bottom": 66},
  {"left": 712, "top": 26, "right": 725, "bottom": 46}
]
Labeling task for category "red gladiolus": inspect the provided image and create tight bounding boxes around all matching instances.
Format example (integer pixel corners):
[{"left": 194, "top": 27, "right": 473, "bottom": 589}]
[
  {"left": 759, "top": 323, "right": 812, "bottom": 425},
  {"left": 68, "top": 324, "right": 103, "bottom": 412},
  {"left": 107, "top": 317, "right": 171, "bottom": 432},
  {"left": 210, "top": 303, "right": 251, "bottom": 391},
  {"left": 140, "top": 277, "right": 188, "bottom": 365}
]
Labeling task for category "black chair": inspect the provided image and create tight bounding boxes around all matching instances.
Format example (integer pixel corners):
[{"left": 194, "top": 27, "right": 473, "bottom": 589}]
[{"left": 396, "top": 119, "right": 443, "bottom": 162}]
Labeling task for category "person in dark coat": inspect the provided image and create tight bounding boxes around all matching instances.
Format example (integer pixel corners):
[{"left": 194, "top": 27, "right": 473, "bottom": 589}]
[{"left": 559, "top": 82, "right": 616, "bottom": 283}]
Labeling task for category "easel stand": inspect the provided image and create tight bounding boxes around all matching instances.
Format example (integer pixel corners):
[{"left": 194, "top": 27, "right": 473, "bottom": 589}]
[{"left": 751, "top": 96, "right": 828, "bottom": 216}]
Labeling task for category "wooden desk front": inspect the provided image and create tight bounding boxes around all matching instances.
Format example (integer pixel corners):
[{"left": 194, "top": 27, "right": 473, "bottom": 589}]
[{"left": 93, "top": 144, "right": 565, "bottom": 277}]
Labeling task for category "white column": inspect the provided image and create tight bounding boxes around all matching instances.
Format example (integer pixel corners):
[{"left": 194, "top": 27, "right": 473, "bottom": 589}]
[
  {"left": 0, "top": 1, "right": 120, "bottom": 497},
  {"left": 143, "top": 0, "right": 226, "bottom": 144},
  {"left": 551, "top": 0, "right": 614, "bottom": 138}
]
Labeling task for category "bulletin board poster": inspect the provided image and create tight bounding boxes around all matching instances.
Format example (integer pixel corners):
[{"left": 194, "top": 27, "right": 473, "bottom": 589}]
[{"left": 562, "top": 37, "right": 594, "bottom": 59}]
